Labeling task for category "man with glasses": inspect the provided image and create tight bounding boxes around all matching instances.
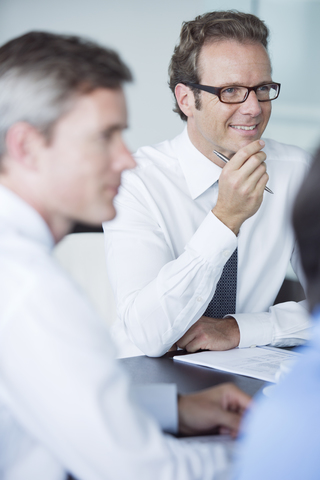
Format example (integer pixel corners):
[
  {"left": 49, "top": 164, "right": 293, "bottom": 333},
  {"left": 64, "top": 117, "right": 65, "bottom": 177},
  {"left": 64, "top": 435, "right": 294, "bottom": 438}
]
[{"left": 104, "top": 11, "right": 311, "bottom": 357}]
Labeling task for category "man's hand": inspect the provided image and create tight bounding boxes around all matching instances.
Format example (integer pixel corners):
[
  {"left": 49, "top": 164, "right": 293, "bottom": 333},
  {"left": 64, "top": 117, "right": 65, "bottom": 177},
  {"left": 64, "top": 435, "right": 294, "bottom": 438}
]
[
  {"left": 212, "top": 139, "right": 268, "bottom": 235},
  {"left": 178, "top": 383, "right": 251, "bottom": 437},
  {"left": 177, "top": 316, "right": 240, "bottom": 352}
]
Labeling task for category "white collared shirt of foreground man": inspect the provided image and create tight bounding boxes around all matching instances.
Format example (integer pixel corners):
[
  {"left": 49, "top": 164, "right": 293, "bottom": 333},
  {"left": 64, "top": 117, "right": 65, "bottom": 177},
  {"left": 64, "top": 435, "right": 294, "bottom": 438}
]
[
  {"left": 0, "top": 185, "right": 234, "bottom": 480},
  {"left": 0, "top": 30, "right": 251, "bottom": 480}
]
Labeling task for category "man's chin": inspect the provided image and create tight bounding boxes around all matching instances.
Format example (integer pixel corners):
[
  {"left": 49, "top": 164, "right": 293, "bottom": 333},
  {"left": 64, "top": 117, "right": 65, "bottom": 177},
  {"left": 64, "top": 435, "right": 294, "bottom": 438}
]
[
  {"left": 226, "top": 136, "right": 263, "bottom": 155},
  {"left": 78, "top": 205, "right": 117, "bottom": 227},
  {"left": 101, "top": 205, "right": 117, "bottom": 224}
]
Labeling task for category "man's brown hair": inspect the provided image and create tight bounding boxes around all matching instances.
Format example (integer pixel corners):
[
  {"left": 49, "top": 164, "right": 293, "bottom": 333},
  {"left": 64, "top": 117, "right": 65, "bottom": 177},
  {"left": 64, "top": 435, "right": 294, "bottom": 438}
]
[{"left": 169, "top": 10, "right": 270, "bottom": 121}]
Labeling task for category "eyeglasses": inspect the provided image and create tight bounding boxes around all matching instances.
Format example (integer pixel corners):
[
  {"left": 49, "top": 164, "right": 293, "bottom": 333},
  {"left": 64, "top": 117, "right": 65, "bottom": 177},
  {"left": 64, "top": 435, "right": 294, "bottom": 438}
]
[{"left": 185, "top": 82, "right": 281, "bottom": 104}]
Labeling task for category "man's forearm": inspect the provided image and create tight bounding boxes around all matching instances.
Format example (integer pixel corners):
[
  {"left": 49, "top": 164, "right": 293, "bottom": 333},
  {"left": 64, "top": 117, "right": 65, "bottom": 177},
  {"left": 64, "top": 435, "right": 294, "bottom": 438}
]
[{"left": 105, "top": 210, "right": 237, "bottom": 356}]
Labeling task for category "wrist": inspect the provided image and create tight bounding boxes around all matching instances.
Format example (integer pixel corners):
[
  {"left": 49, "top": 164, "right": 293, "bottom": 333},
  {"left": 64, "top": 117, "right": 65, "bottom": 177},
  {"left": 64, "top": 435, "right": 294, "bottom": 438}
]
[
  {"left": 223, "top": 316, "right": 241, "bottom": 348},
  {"left": 211, "top": 208, "right": 240, "bottom": 236}
]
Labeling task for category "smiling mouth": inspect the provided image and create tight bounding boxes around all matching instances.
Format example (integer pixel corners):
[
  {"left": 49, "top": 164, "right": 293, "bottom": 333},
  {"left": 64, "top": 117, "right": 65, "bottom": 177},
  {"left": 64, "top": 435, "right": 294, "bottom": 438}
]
[{"left": 230, "top": 125, "right": 258, "bottom": 131}]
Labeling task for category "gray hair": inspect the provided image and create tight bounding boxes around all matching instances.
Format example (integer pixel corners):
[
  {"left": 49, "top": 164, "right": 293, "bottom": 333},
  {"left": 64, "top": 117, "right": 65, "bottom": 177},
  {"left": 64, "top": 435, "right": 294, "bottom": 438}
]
[{"left": 0, "top": 31, "right": 132, "bottom": 159}]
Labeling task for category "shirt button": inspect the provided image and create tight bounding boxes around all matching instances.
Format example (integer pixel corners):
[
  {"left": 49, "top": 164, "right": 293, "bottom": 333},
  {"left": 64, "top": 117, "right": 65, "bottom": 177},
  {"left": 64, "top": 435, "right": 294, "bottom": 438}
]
[
  {"left": 250, "top": 344, "right": 257, "bottom": 348},
  {"left": 223, "top": 250, "right": 230, "bottom": 257},
  {"left": 196, "top": 296, "right": 203, "bottom": 302}
]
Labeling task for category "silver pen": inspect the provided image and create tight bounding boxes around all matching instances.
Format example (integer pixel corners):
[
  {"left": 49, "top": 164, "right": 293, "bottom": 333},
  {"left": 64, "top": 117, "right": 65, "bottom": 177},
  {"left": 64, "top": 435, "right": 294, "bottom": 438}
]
[{"left": 213, "top": 150, "right": 274, "bottom": 194}]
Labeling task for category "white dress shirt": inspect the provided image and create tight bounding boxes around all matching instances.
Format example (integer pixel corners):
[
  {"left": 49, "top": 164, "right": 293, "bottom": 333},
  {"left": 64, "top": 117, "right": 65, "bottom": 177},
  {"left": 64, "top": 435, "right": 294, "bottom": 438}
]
[
  {"left": 0, "top": 185, "right": 231, "bottom": 480},
  {"left": 104, "top": 127, "right": 311, "bottom": 357}
]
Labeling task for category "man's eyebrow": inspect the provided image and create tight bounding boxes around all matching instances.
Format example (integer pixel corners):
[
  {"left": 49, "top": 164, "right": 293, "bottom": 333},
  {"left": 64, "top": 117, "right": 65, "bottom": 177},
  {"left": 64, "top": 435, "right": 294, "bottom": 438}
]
[
  {"left": 102, "top": 124, "right": 128, "bottom": 136},
  {"left": 219, "top": 80, "right": 273, "bottom": 88}
]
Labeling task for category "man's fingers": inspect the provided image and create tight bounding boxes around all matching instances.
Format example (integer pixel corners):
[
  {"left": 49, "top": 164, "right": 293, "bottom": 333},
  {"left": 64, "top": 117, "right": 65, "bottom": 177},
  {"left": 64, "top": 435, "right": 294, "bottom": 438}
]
[
  {"left": 178, "top": 383, "right": 251, "bottom": 436},
  {"left": 240, "top": 161, "right": 268, "bottom": 195},
  {"left": 248, "top": 160, "right": 267, "bottom": 183},
  {"left": 257, "top": 171, "right": 270, "bottom": 191},
  {"left": 221, "top": 152, "right": 267, "bottom": 200},
  {"left": 177, "top": 317, "right": 207, "bottom": 350},
  {"left": 178, "top": 336, "right": 205, "bottom": 353},
  {"left": 203, "top": 383, "right": 252, "bottom": 412},
  {"left": 181, "top": 337, "right": 203, "bottom": 353},
  {"left": 176, "top": 330, "right": 194, "bottom": 350},
  {"left": 220, "top": 383, "right": 252, "bottom": 412},
  {"left": 177, "top": 317, "right": 240, "bottom": 352},
  {"left": 177, "top": 321, "right": 214, "bottom": 352},
  {"left": 219, "top": 426, "right": 235, "bottom": 437},
  {"left": 215, "top": 408, "right": 242, "bottom": 435},
  {"left": 237, "top": 150, "right": 267, "bottom": 178},
  {"left": 168, "top": 343, "right": 178, "bottom": 352},
  {"left": 228, "top": 139, "right": 265, "bottom": 169}
]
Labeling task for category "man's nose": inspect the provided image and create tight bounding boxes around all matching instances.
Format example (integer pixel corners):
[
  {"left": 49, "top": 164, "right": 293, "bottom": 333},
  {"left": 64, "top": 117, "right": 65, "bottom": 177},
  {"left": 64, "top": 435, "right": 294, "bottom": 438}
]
[
  {"left": 114, "top": 141, "right": 136, "bottom": 172},
  {"left": 238, "top": 90, "right": 262, "bottom": 116}
]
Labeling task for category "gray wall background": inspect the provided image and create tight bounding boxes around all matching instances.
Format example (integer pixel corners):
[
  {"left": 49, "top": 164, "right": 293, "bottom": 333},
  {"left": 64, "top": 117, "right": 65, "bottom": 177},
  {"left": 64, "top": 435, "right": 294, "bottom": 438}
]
[{"left": 1, "top": 0, "right": 319, "bottom": 154}]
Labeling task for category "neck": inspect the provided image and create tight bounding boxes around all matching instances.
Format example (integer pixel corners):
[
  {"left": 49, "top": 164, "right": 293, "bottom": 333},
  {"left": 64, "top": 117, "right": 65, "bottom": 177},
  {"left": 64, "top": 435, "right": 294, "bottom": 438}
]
[
  {"left": 0, "top": 176, "right": 73, "bottom": 244},
  {"left": 40, "top": 213, "right": 74, "bottom": 244},
  {"left": 186, "top": 123, "right": 234, "bottom": 168}
]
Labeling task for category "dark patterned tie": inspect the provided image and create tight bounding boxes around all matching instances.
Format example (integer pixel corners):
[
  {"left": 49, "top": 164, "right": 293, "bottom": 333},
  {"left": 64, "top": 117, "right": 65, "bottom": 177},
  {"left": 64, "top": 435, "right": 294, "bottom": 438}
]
[{"left": 204, "top": 248, "right": 237, "bottom": 318}]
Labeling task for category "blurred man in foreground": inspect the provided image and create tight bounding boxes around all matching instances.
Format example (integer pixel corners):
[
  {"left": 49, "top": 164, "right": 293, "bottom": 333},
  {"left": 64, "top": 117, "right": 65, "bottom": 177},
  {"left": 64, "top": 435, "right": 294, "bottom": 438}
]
[{"left": 0, "top": 31, "right": 250, "bottom": 480}]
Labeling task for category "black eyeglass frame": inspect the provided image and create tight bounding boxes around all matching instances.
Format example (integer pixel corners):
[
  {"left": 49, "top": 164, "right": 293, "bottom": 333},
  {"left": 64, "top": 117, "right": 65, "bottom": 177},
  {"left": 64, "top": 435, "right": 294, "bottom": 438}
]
[{"left": 184, "top": 82, "right": 281, "bottom": 104}]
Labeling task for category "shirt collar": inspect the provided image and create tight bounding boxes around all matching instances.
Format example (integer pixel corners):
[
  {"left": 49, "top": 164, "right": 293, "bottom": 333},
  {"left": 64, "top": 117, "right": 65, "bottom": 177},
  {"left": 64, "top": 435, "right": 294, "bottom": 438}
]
[
  {"left": 172, "top": 126, "right": 222, "bottom": 199},
  {"left": 0, "top": 185, "right": 55, "bottom": 251}
]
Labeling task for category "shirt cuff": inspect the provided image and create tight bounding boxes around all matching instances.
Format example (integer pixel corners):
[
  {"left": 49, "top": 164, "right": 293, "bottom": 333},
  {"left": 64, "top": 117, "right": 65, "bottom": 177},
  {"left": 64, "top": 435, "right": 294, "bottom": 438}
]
[
  {"left": 233, "top": 312, "right": 274, "bottom": 348},
  {"left": 131, "top": 383, "right": 178, "bottom": 434},
  {"left": 187, "top": 211, "right": 237, "bottom": 264}
]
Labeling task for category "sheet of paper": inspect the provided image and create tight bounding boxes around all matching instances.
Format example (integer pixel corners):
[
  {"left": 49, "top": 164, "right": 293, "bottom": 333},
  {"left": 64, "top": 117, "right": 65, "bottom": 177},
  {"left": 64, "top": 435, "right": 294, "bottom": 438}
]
[{"left": 173, "top": 346, "right": 301, "bottom": 383}]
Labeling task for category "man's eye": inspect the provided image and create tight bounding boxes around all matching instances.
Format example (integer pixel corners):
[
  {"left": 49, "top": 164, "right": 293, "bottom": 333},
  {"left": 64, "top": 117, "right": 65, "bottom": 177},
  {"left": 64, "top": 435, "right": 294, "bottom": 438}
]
[
  {"left": 102, "top": 132, "right": 112, "bottom": 141},
  {"left": 257, "top": 85, "right": 271, "bottom": 92},
  {"left": 223, "top": 87, "right": 237, "bottom": 95},
  {"left": 101, "top": 131, "right": 115, "bottom": 143}
]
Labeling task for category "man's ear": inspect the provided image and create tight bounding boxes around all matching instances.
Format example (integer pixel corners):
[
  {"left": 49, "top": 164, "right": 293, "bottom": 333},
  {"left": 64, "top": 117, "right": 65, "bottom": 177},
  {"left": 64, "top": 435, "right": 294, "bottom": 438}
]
[
  {"left": 5, "top": 122, "right": 44, "bottom": 170},
  {"left": 175, "top": 83, "right": 195, "bottom": 119}
]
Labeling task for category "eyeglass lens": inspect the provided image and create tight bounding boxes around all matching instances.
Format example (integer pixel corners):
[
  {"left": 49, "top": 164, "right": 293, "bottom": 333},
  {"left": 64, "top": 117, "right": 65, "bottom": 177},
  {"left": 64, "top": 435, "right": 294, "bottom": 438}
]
[{"left": 221, "top": 84, "right": 279, "bottom": 103}]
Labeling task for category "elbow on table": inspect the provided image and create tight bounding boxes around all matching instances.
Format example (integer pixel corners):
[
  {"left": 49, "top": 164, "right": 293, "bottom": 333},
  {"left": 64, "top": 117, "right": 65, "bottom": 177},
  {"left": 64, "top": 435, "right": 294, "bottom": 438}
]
[
  {"left": 143, "top": 346, "right": 169, "bottom": 358},
  {"left": 133, "top": 338, "right": 169, "bottom": 358},
  {"left": 123, "top": 309, "right": 174, "bottom": 357},
  {"left": 127, "top": 329, "right": 170, "bottom": 358}
]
